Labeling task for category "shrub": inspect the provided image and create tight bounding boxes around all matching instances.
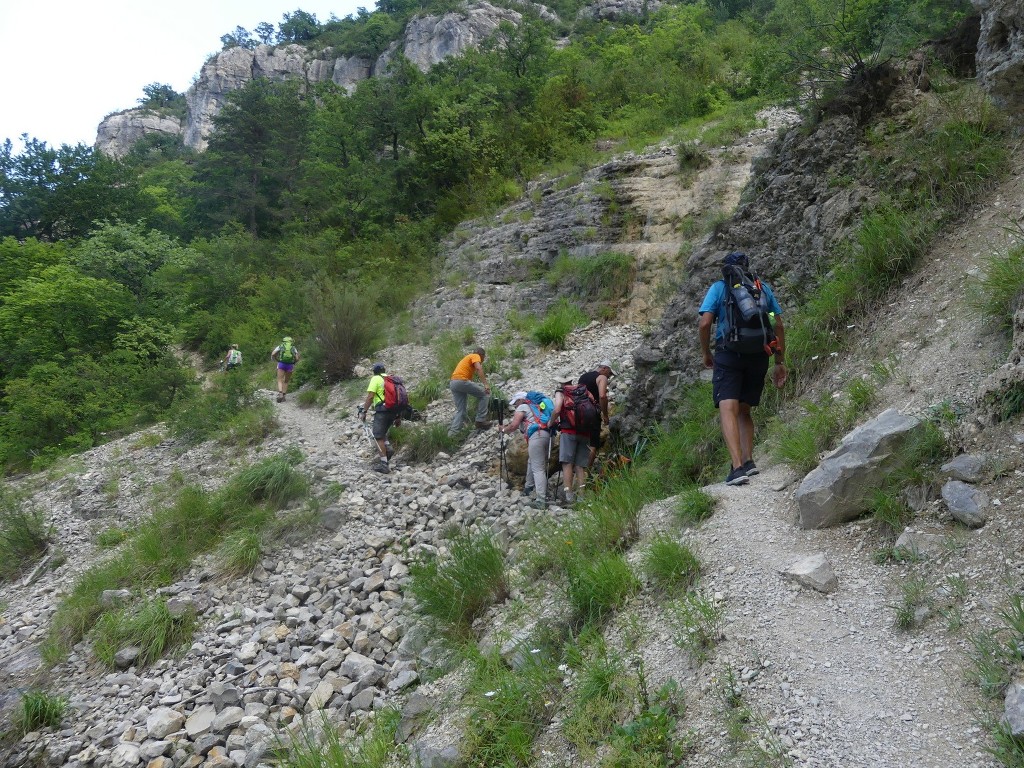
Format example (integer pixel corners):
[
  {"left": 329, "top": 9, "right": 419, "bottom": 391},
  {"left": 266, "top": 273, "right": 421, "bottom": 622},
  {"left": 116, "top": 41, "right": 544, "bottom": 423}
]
[
  {"left": 408, "top": 533, "right": 508, "bottom": 635},
  {"left": 533, "top": 300, "right": 589, "bottom": 349},
  {"left": 310, "top": 284, "right": 383, "bottom": 383},
  {"left": 92, "top": 597, "right": 197, "bottom": 668},
  {"left": 0, "top": 491, "right": 50, "bottom": 582},
  {"left": 644, "top": 535, "right": 701, "bottom": 591},
  {"left": 166, "top": 373, "right": 261, "bottom": 444},
  {"left": 15, "top": 690, "right": 67, "bottom": 734}
]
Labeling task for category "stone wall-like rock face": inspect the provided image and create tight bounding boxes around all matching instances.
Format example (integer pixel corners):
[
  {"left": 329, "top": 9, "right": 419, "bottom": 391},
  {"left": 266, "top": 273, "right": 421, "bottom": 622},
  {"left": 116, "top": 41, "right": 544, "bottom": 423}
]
[
  {"left": 183, "top": 44, "right": 336, "bottom": 151},
  {"left": 577, "top": 0, "right": 663, "bottom": 21},
  {"left": 392, "top": 1, "right": 524, "bottom": 73},
  {"left": 974, "top": 0, "right": 1024, "bottom": 117},
  {"left": 94, "top": 111, "right": 182, "bottom": 158},
  {"left": 619, "top": 112, "right": 871, "bottom": 436}
]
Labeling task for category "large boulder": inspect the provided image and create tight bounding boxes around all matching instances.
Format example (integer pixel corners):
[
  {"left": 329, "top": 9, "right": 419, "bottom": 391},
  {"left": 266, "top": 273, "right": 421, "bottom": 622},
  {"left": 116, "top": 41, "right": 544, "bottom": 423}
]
[
  {"left": 794, "top": 409, "right": 924, "bottom": 529},
  {"left": 973, "top": 0, "right": 1024, "bottom": 117}
]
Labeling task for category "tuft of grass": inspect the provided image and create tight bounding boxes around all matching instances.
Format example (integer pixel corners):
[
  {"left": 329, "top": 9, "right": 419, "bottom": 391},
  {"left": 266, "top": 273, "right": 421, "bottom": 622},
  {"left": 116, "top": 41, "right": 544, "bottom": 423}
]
[
  {"left": 604, "top": 676, "right": 689, "bottom": 768},
  {"left": 970, "top": 629, "right": 1014, "bottom": 700},
  {"left": 565, "top": 551, "right": 639, "bottom": 628},
  {"left": 532, "top": 299, "right": 589, "bottom": 349},
  {"left": 562, "top": 641, "right": 633, "bottom": 756},
  {"left": 0, "top": 491, "right": 50, "bottom": 582},
  {"left": 408, "top": 533, "right": 508, "bottom": 636},
  {"left": 219, "top": 403, "right": 280, "bottom": 446},
  {"left": 277, "top": 708, "right": 401, "bottom": 768},
  {"left": 296, "top": 388, "right": 329, "bottom": 409},
  {"left": 968, "top": 241, "right": 1024, "bottom": 333},
  {"left": 218, "top": 526, "right": 266, "bottom": 575},
  {"left": 869, "top": 488, "right": 912, "bottom": 536},
  {"left": 408, "top": 375, "right": 448, "bottom": 411},
  {"left": 668, "top": 592, "right": 723, "bottom": 664},
  {"left": 390, "top": 423, "right": 465, "bottom": 463},
  {"left": 225, "top": 448, "right": 309, "bottom": 508},
  {"left": 461, "top": 641, "right": 563, "bottom": 767},
  {"left": 92, "top": 597, "right": 197, "bottom": 668},
  {"left": 644, "top": 535, "right": 701, "bottom": 591},
  {"left": 545, "top": 252, "right": 635, "bottom": 305},
  {"left": 675, "top": 486, "right": 716, "bottom": 526},
  {"left": 893, "top": 576, "right": 930, "bottom": 631},
  {"left": 95, "top": 526, "right": 129, "bottom": 549},
  {"left": 15, "top": 690, "right": 67, "bottom": 734}
]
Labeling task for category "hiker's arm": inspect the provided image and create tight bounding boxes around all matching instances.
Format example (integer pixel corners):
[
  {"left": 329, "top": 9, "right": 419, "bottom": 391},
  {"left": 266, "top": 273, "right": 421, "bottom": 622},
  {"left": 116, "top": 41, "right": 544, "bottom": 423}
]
[
  {"left": 360, "top": 390, "right": 374, "bottom": 418},
  {"left": 698, "top": 312, "right": 715, "bottom": 368},
  {"left": 473, "top": 361, "right": 490, "bottom": 393},
  {"left": 598, "top": 377, "right": 610, "bottom": 423},
  {"left": 772, "top": 317, "right": 787, "bottom": 388},
  {"left": 500, "top": 411, "right": 525, "bottom": 434},
  {"left": 551, "top": 394, "right": 562, "bottom": 420}
]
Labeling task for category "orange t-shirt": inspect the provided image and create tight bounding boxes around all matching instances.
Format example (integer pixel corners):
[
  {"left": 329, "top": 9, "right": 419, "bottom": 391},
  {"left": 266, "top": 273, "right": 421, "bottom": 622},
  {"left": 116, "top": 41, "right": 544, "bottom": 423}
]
[{"left": 451, "top": 353, "right": 482, "bottom": 381}]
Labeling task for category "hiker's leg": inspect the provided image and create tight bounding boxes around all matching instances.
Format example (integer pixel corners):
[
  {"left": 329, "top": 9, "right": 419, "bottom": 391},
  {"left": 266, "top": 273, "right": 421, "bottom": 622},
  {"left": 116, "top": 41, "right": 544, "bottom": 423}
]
[
  {"left": 528, "top": 432, "right": 549, "bottom": 500},
  {"left": 372, "top": 412, "right": 391, "bottom": 459},
  {"left": 449, "top": 380, "right": 469, "bottom": 434},
  {"left": 559, "top": 433, "right": 579, "bottom": 496},
  {"left": 468, "top": 382, "right": 489, "bottom": 423},
  {"left": 282, "top": 369, "right": 293, "bottom": 394},
  {"left": 738, "top": 403, "right": 755, "bottom": 464},
  {"left": 718, "top": 399, "right": 745, "bottom": 470},
  {"left": 276, "top": 366, "right": 286, "bottom": 394},
  {"left": 574, "top": 436, "right": 590, "bottom": 491}
]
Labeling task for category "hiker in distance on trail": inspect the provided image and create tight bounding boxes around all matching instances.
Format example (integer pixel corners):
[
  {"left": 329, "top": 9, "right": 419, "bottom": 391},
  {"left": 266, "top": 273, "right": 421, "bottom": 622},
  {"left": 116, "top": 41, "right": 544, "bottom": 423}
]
[
  {"left": 498, "top": 391, "right": 555, "bottom": 509},
  {"left": 271, "top": 336, "right": 300, "bottom": 403},
  {"left": 578, "top": 360, "right": 614, "bottom": 468},
  {"left": 223, "top": 344, "right": 242, "bottom": 371},
  {"left": 698, "top": 251, "right": 786, "bottom": 486},
  {"left": 448, "top": 347, "right": 492, "bottom": 436},
  {"left": 359, "top": 362, "right": 403, "bottom": 474},
  {"left": 552, "top": 372, "right": 601, "bottom": 505}
]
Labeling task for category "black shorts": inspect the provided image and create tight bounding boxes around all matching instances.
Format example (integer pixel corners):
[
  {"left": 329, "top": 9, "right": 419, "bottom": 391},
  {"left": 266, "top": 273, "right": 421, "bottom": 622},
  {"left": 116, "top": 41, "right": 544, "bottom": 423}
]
[
  {"left": 712, "top": 349, "right": 770, "bottom": 407},
  {"left": 372, "top": 410, "right": 398, "bottom": 439}
]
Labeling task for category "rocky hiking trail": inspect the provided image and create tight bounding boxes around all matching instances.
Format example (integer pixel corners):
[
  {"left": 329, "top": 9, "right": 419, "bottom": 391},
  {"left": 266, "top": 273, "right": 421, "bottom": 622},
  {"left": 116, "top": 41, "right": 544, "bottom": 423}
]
[{"left": 3, "top": 125, "right": 1024, "bottom": 768}]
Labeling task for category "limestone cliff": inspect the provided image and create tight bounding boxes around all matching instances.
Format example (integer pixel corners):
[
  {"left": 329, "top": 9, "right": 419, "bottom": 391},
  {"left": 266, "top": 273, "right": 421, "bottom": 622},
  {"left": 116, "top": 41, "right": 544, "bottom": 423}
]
[{"left": 94, "top": 2, "right": 555, "bottom": 156}]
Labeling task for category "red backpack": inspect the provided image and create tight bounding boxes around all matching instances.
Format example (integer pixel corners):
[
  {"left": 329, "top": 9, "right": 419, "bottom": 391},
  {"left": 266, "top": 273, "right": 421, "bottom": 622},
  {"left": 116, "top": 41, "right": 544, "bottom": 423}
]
[
  {"left": 559, "top": 384, "right": 600, "bottom": 435},
  {"left": 382, "top": 375, "right": 409, "bottom": 412}
]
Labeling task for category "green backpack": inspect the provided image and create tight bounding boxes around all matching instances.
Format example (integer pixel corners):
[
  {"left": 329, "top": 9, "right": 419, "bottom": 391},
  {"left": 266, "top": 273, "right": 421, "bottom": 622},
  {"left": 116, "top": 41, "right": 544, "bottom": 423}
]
[{"left": 278, "top": 339, "right": 296, "bottom": 363}]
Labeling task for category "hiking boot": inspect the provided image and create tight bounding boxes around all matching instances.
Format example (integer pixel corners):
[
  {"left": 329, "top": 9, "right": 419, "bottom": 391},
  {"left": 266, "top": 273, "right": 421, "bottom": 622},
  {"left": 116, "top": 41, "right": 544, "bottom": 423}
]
[
  {"left": 564, "top": 490, "right": 576, "bottom": 505},
  {"left": 725, "top": 466, "right": 749, "bottom": 486},
  {"left": 373, "top": 460, "right": 390, "bottom": 474},
  {"left": 386, "top": 445, "right": 395, "bottom": 461},
  {"left": 529, "top": 498, "right": 547, "bottom": 510},
  {"left": 276, "top": 393, "right": 285, "bottom": 403},
  {"left": 475, "top": 420, "right": 493, "bottom": 430},
  {"left": 742, "top": 459, "right": 759, "bottom": 476}
]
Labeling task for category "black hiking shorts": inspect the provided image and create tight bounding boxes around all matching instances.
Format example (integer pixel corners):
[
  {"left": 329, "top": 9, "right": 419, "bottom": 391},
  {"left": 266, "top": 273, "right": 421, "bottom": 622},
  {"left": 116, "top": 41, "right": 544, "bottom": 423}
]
[
  {"left": 712, "top": 348, "right": 770, "bottom": 407},
  {"left": 372, "top": 409, "right": 399, "bottom": 439}
]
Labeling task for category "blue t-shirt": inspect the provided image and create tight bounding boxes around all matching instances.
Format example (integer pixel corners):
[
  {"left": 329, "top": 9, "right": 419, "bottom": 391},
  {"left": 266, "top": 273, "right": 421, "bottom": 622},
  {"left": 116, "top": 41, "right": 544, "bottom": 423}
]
[{"left": 699, "top": 279, "right": 783, "bottom": 343}]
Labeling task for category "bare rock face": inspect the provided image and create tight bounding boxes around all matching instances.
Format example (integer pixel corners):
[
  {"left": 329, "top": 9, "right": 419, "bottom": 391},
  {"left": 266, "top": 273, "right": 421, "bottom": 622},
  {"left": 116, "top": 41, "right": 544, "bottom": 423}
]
[
  {"left": 578, "top": 0, "right": 663, "bottom": 21},
  {"left": 183, "top": 44, "right": 335, "bottom": 151},
  {"left": 94, "top": 110, "right": 182, "bottom": 158},
  {"left": 974, "top": 0, "right": 1024, "bottom": 116}
]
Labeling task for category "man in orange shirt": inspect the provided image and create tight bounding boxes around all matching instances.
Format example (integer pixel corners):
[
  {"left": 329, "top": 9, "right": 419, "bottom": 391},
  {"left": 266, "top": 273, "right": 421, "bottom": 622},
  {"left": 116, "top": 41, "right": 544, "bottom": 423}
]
[{"left": 449, "top": 347, "right": 492, "bottom": 436}]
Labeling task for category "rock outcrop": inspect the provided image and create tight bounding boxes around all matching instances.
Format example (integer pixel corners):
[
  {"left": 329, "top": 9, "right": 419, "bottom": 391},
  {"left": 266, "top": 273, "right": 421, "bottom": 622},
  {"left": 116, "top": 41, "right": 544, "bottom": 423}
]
[
  {"left": 577, "top": 0, "right": 662, "bottom": 21},
  {"left": 974, "top": 0, "right": 1024, "bottom": 116},
  {"left": 94, "top": 111, "right": 182, "bottom": 159}
]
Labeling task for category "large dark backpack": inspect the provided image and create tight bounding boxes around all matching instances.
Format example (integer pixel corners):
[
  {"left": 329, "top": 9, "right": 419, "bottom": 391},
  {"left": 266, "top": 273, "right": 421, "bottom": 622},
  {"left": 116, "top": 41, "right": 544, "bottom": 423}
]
[
  {"left": 559, "top": 384, "right": 601, "bottom": 435},
  {"left": 382, "top": 375, "right": 409, "bottom": 413},
  {"left": 721, "top": 265, "right": 778, "bottom": 356}
]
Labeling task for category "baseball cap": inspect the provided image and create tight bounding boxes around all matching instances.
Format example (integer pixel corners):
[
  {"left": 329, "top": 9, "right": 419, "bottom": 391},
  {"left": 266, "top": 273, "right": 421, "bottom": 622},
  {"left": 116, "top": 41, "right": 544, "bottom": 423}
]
[{"left": 372, "top": 362, "right": 386, "bottom": 374}]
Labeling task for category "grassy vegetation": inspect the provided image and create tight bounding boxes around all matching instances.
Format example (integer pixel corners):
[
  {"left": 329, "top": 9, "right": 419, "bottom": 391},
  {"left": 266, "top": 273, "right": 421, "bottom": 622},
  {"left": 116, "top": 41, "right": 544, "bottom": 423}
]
[
  {"left": 0, "top": 490, "right": 50, "bottom": 582},
  {"left": 968, "top": 238, "right": 1024, "bottom": 334},
  {"left": 562, "top": 640, "right": 634, "bottom": 758},
  {"left": 545, "top": 252, "right": 636, "bottom": 305},
  {"left": 669, "top": 592, "right": 724, "bottom": 664},
  {"left": 407, "top": 533, "right": 509, "bottom": 637},
  {"left": 566, "top": 551, "right": 639, "bottom": 628},
  {"left": 277, "top": 709, "right": 402, "bottom": 768},
  {"left": 644, "top": 534, "right": 701, "bottom": 591},
  {"left": 390, "top": 423, "right": 465, "bottom": 463},
  {"left": 42, "top": 450, "right": 308, "bottom": 665},
  {"left": 533, "top": 299, "right": 590, "bottom": 349},
  {"left": 892, "top": 575, "right": 930, "bottom": 631},
  {"left": 14, "top": 690, "right": 67, "bottom": 734},
  {"left": 92, "top": 597, "right": 198, "bottom": 667},
  {"left": 675, "top": 486, "right": 717, "bottom": 526}
]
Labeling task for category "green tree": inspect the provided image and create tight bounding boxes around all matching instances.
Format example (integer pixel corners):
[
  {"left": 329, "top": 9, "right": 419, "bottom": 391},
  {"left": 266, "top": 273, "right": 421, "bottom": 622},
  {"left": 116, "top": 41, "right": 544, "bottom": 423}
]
[{"left": 278, "top": 10, "right": 320, "bottom": 42}]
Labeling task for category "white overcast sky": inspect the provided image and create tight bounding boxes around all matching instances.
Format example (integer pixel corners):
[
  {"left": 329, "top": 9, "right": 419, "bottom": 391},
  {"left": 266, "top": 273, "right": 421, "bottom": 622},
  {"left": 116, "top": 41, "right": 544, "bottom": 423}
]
[{"left": 0, "top": 1, "right": 365, "bottom": 150}]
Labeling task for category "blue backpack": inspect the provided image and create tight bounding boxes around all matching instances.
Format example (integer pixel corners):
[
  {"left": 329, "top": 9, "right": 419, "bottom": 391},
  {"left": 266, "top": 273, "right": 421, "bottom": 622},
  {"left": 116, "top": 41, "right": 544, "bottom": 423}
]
[{"left": 523, "top": 391, "right": 555, "bottom": 437}]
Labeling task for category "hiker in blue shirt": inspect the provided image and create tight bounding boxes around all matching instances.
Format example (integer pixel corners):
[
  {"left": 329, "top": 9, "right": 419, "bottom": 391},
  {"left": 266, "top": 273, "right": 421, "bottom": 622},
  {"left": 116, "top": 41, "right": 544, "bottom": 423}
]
[{"left": 698, "top": 252, "right": 787, "bottom": 486}]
